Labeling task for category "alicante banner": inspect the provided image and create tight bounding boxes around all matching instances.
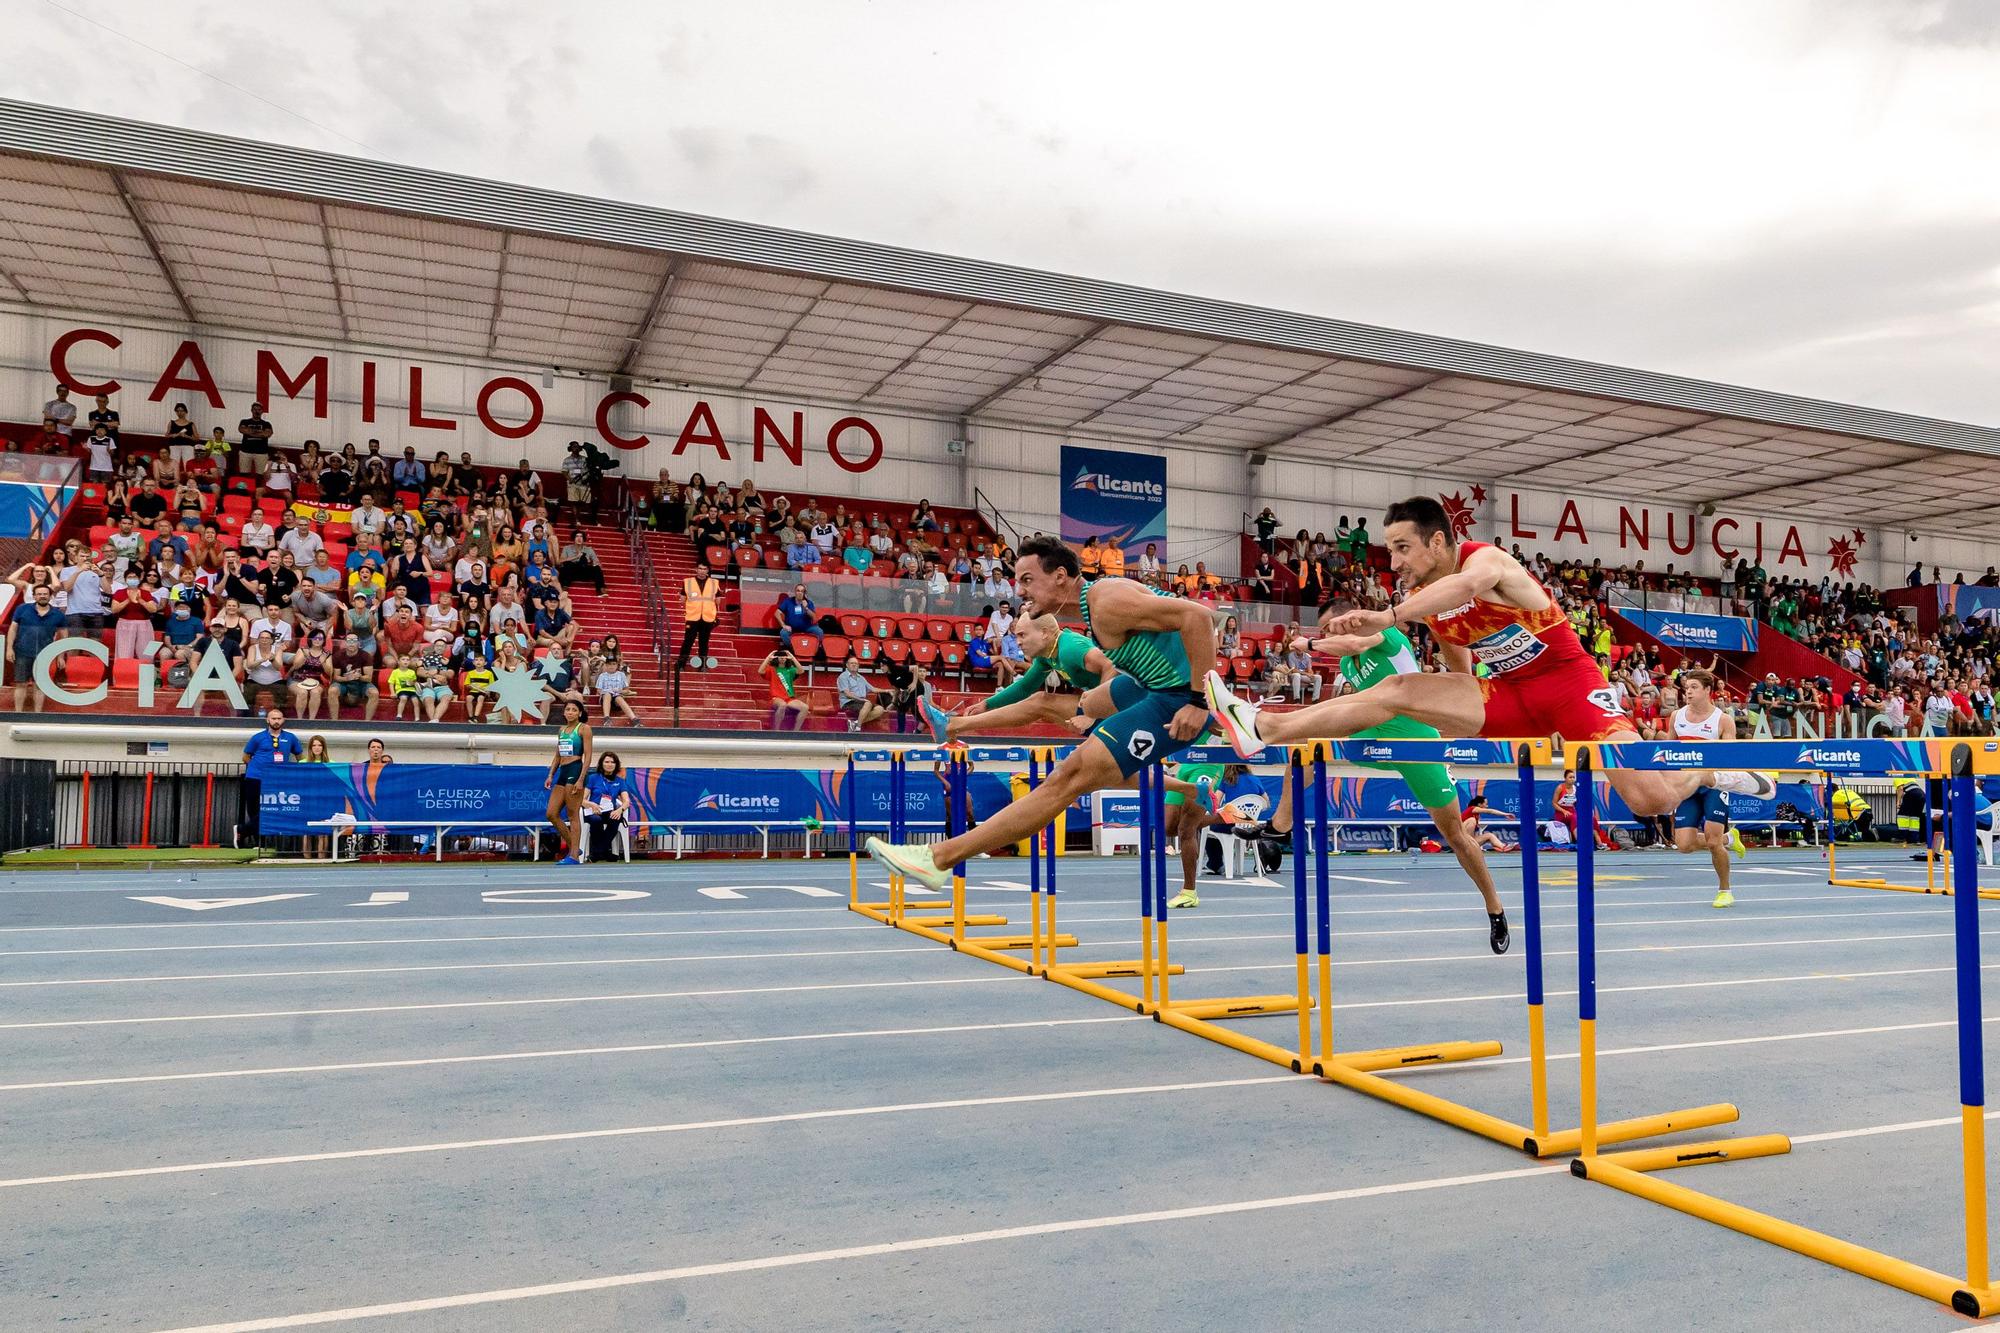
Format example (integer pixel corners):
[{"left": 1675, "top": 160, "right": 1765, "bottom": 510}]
[
  {"left": 1061, "top": 444, "right": 1167, "bottom": 559},
  {"left": 257, "top": 762, "right": 1015, "bottom": 836},
  {"left": 1613, "top": 607, "right": 1760, "bottom": 652}
]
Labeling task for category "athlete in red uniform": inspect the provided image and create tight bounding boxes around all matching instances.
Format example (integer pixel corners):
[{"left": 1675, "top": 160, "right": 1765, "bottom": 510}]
[{"left": 1205, "top": 497, "right": 1772, "bottom": 817}]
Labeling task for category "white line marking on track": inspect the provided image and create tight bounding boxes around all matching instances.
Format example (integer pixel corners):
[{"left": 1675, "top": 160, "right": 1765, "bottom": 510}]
[
  {"left": 128, "top": 895, "right": 314, "bottom": 912},
  {"left": 347, "top": 892, "right": 408, "bottom": 907},
  {"left": 0, "top": 975, "right": 1017, "bottom": 1032},
  {"left": 0, "top": 1014, "right": 1142, "bottom": 1094},
  {"left": 0, "top": 1074, "right": 1296, "bottom": 1192},
  {"left": 152, "top": 1162, "right": 1558, "bottom": 1332},
  {"left": 0, "top": 943, "right": 945, "bottom": 989}
]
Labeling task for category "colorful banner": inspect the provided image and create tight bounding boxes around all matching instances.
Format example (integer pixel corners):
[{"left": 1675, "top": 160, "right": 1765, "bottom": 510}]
[
  {"left": 1940, "top": 585, "right": 2000, "bottom": 622},
  {"left": 257, "top": 763, "right": 1017, "bottom": 836},
  {"left": 291, "top": 499, "right": 355, "bottom": 527},
  {"left": 1061, "top": 443, "right": 1167, "bottom": 559},
  {"left": 1614, "top": 607, "right": 1760, "bottom": 652}
]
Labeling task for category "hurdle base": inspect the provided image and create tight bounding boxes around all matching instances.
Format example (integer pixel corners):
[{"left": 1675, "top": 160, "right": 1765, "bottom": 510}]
[
  {"left": 957, "top": 933, "right": 1077, "bottom": 950},
  {"left": 905, "top": 914, "right": 1009, "bottom": 928},
  {"left": 1830, "top": 875, "right": 2000, "bottom": 901},
  {"left": 1057, "top": 960, "right": 1185, "bottom": 980},
  {"left": 1573, "top": 1151, "right": 1990, "bottom": 1315},
  {"left": 1163, "top": 994, "right": 1305, "bottom": 1021},
  {"left": 1525, "top": 1103, "right": 1741, "bottom": 1159},
  {"left": 1588, "top": 1133, "right": 1791, "bottom": 1174},
  {"left": 1317, "top": 1039, "right": 1504, "bottom": 1075}
]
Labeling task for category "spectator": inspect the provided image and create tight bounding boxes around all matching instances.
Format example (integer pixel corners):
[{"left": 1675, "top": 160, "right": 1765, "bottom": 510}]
[
  {"left": 82, "top": 424, "right": 117, "bottom": 482},
  {"left": 595, "top": 640, "right": 639, "bottom": 724},
  {"left": 837, "top": 654, "right": 888, "bottom": 731},
  {"left": 986, "top": 599, "right": 1016, "bottom": 648},
  {"left": 1080, "top": 535, "right": 1103, "bottom": 577},
  {"left": 41, "top": 383, "right": 76, "bottom": 440},
  {"left": 382, "top": 603, "right": 426, "bottom": 661},
  {"left": 330, "top": 634, "right": 379, "bottom": 721},
  {"left": 785, "top": 531, "right": 823, "bottom": 571},
  {"left": 762, "top": 648, "right": 809, "bottom": 730},
  {"left": 288, "top": 629, "right": 333, "bottom": 719},
  {"left": 415, "top": 646, "right": 454, "bottom": 722},
  {"left": 809, "top": 511, "right": 839, "bottom": 554},
  {"left": 1249, "top": 551, "right": 1278, "bottom": 602},
  {"left": 65, "top": 555, "right": 107, "bottom": 632},
  {"left": 534, "top": 598, "right": 577, "bottom": 652},
  {"left": 1100, "top": 540, "right": 1126, "bottom": 579},
  {"left": 1254, "top": 506, "right": 1278, "bottom": 553},
  {"left": 561, "top": 442, "right": 592, "bottom": 516},
  {"left": 109, "top": 568, "right": 161, "bottom": 661},
  {"left": 776, "top": 583, "right": 824, "bottom": 655},
  {"left": 1284, "top": 638, "right": 1323, "bottom": 701},
  {"left": 679, "top": 560, "right": 720, "bottom": 670},
  {"left": 238, "top": 706, "right": 301, "bottom": 848},
  {"left": 385, "top": 654, "right": 419, "bottom": 719},
  {"left": 237, "top": 402, "right": 274, "bottom": 476},
  {"left": 583, "top": 751, "right": 633, "bottom": 860},
  {"left": 86, "top": 391, "right": 120, "bottom": 440},
  {"left": 993, "top": 630, "right": 1028, "bottom": 687},
  {"left": 881, "top": 654, "right": 928, "bottom": 733},
  {"left": 558, "top": 530, "right": 605, "bottom": 594},
  {"left": 1136, "top": 542, "right": 1162, "bottom": 584},
  {"left": 5, "top": 583, "right": 65, "bottom": 711}
]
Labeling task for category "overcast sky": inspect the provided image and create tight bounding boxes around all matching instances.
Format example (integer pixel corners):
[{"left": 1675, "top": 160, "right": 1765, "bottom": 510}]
[{"left": 8, "top": 0, "right": 1999, "bottom": 425}]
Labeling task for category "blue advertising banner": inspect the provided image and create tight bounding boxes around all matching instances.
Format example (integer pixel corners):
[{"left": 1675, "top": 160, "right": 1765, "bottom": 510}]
[
  {"left": 1587, "top": 738, "right": 1937, "bottom": 775},
  {"left": 1615, "top": 608, "right": 1759, "bottom": 652},
  {"left": 260, "top": 764, "right": 1019, "bottom": 836},
  {"left": 1061, "top": 444, "right": 1167, "bottom": 559},
  {"left": 1941, "top": 585, "right": 2000, "bottom": 622}
]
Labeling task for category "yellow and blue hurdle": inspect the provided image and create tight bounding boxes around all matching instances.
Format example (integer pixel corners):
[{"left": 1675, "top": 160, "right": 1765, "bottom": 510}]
[{"left": 1566, "top": 736, "right": 1997, "bottom": 1317}]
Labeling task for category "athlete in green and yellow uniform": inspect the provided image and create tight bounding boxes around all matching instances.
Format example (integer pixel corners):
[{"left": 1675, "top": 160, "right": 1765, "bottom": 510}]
[
  {"left": 923, "top": 615, "right": 1105, "bottom": 742},
  {"left": 1236, "top": 626, "right": 1510, "bottom": 953}
]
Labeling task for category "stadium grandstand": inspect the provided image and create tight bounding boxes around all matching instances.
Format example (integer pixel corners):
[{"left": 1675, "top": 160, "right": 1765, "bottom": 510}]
[{"left": 4, "top": 98, "right": 2000, "bottom": 781}]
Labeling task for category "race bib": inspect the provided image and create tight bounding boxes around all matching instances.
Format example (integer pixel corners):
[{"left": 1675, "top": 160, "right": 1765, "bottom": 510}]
[{"left": 1469, "top": 624, "right": 1548, "bottom": 674}]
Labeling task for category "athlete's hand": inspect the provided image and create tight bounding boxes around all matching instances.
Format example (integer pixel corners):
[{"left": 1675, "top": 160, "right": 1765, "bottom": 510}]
[
  {"left": 1325, "top": 607, "right": 1393, "bottom": 637},
  {"left": 964, "top": 699, "right": 989, "bottom": 717},
  {"left": 1065, "top": 713, "right": 1092, "bottom": 734},
  {"left": 1168, "top": 703, "right": 1209, "bottom": 741}
]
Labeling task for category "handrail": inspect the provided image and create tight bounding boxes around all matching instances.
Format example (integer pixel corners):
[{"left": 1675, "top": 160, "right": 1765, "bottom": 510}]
[{"left": 972, "top": 486, "right": 1023, "bottom": 546}]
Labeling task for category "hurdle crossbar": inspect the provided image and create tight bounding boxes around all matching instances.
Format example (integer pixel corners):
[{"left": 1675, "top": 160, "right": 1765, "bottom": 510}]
[{"left": 1567, "top": 736, "right": 2000, "bottom": 1317}]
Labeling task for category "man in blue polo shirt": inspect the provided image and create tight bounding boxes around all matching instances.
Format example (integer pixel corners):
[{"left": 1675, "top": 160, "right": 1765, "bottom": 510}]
[
  {"left": 240, "top": 706, "right": 303, "bottom": 849},
  {"left": 6, "top": 583, "right": 67, "bottom": 712}
]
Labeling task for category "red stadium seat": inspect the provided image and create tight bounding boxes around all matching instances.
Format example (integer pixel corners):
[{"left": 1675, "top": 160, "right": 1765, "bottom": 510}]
[
  {"left": 396, "top": 490, "right": 422, "bottom": 509},
  {"left": 925, "top": 619, "right": 952, "bottom": 642},
  {"left": 735, "top": 546, "right": 762, "bottom": 569},
  {"left": 821, "top": 634, "right": 851, "bottom": 661},
  {"left": 216, "top": 514, "right": 243, "bottom": 536},
  {"left": 427, "top": 574, "right": 451, "bottom": 597},
  {"left": 938, "top": 642, "right": 965, "bottom": 669},
  {"left": 838, "top": 613, "right": 868, "bottom": 637},
  {"left": 220, "top": 493, "right": 253, "bottom": 516},
  {"left": 63, "top": 654, "right": 106, "bottom": 687},
  {"left": 869, "top": 615, "right": 894, "bottom": 639},
  {"left": 853, "top": 638, "right": 878, "bottom": 664},
  {"left": 909, "top": 641, "right": 939, "bottom": 666},
  {"left": 881, "top": 640, "right": 910, "bottom": 664},
  {"left": 111, "top": 658, "right": 145, "bottom": 690},
  {"left": 896, "top": 617, "right": 925, "bottom": 641},
  {"left": 955, "top": 621, "right": 978, "bottom": 644},
  {"left": 323, "top": 543, "right": 348, "bottom": 567},
  {"left": 1232, "top": 656, "right": 1258, "bottom": 682},
  {"left": 88, "top": 524, "right": 111, "bottom": 548},
  {"left": 323, "top": 522, "right": 353, "bottom": 543},
  {"left": 704, "top": 544, "right": 730, "bottom": 569}
]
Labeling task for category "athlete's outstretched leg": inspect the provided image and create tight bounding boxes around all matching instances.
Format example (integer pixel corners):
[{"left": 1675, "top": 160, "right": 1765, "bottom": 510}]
[
  {"left": 1208, "top": 671, "right": 1485, "bottom": 756},
  {"left": 869, "top": 736, "right": 1124, "bottom": 886},
  {"left": 943, "top": 690, "right": 1079, "bottom": 741}
]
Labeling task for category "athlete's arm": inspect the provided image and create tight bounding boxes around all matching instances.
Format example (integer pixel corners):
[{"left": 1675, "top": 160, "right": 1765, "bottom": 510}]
[
  {"left": 1302, "top": 631, "right": 1384, "bottom": 658},
  {"left": 1718, "top": 708, "right": 1737, "bottom": 741},
  {"left": 1438, "top": 640, "right": 1475, "bottom": 676},
  {"left": 982, "top": 664, "right": 1050, "bottom": 712},
  {"left": 1087, "top": 578, "right": 1216, "bottom": 740},
  {"left": 1327, "top": 547, "right": 1512, "bottom": 636}
]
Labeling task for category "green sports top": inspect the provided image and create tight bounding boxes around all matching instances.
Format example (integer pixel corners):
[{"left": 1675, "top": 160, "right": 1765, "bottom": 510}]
[
  {"left": 1342, "top": 626, "right": 1439, "bottom": 742},
  {"left": 987, "top": 629, "right": 1101, "bottom": 709},
  {"left": 1078, "top": 580, "right": 1190, "bottom": 691}
]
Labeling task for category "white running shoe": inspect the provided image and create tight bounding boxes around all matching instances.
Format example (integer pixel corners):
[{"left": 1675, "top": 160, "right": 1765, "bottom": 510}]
[
  {"left": 1712, "top": 771, "right": 1777, "bottom": 799},
  {"left": 1204, "top": 670, "right": 1265, "bottom": 759}
]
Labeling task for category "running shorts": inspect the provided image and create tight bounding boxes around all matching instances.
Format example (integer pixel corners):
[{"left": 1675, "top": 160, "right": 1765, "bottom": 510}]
[
  {"left": 1673, "top": 786, "right": 1730, "bottom": 830},
  {"left": 1475, "top": 657, "right": 1632, "bottom": 743},
  {"left": 1092, "top": 674, "right": 1198, "bottom": 778}
]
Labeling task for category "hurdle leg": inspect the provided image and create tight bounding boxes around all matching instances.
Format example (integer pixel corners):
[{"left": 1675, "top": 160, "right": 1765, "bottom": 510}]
[
  {"left": 1313, "top": 751, "right": 1333, "bottom": 1070},
  {"left": 1290, "top": 752, "right": 1311, "bottom": 1066},
  {"left": 1578, "top": 750, "right": 1600, "bottom": 1159},
  {"left": 1139, "top": 764, "right": 1156, "bottom": 1013},
  {"left": 1152, "top": 762, "right": 1170, "bottom": 1011},
  {"left": 1518, "top": 745, "right": 1550, "bottom": 1145},
  {"left": 1951, "top": 749, "right": 1992, "bottom": 1300}
]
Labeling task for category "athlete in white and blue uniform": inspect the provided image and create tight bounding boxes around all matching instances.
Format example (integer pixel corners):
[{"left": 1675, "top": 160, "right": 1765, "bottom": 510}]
[{"left": 1670, "top": 669, "right": 1745, "bottom": 908}]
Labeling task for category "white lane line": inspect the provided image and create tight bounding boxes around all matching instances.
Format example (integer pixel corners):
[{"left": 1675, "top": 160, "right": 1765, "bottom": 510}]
[
  {"left": 0, "top": 943, "right": 946, "bottom": 989},
  {"left": 348, "top": 893, "right": 409, "bottom": 907},
  {"left": 0, "top": 1074, "right": 1297, "bottom": 1192},
  {"left": 11, "top": 919, "right": 1977, "bottom": 992},
  {"left": 1190, "top": 959, "right": 1983, "bottom": 1004},
  {"left": 0, "top": 898, "right": 1929, "bottom": 960},
  {"left": 0, "top": 1015, "right": 1141, "bottom": 1094},
  {"left": 152, "top": 1162, "right": 1559, "bottom": 1333},
  {"left": 0, "top": 975, "right": 1017, "bottom": 1032}
]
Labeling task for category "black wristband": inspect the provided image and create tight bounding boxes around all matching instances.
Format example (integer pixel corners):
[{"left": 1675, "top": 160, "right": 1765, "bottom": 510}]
[{"left": 1187, "top": 688, "right": 1207, "bottom": 708}]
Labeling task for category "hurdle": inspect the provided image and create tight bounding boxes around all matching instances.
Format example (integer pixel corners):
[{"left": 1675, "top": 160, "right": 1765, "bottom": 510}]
[
  {"left": 1568, "top": 736, "right": 2000, "bottom": 1317},
  {"left": 1826, "top": 777, "right": 2000, "bottom": 900}
]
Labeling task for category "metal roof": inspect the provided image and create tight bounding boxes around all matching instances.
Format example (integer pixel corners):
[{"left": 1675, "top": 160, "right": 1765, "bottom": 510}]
[{"left": 1, "top": 97, "right": 1996, "bottom": 530}]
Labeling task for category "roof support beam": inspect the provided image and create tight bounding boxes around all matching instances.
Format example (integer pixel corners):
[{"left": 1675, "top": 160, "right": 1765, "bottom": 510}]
[
  {"left": 316, "top": 203, "right": 349, "bottom": 341},
  {"left": 1249, "top": 375, "right": 1445, "bottom": 454},
  {"left": 1490, "top": 414, "right": 1730, "bottom": 483},
  {"left": 1168, "top": 359, "right": 1337, "bottom": 442},
  {"left": 0, "top": 261, "right": 31, "bottom": 305},
  {"left": 736, "top": 283, "right": 832, "bottom": 390},
  {"left": 110, "top": 170, "right": 195, "bottom": 325},
  {"left": 1694, "top": 450, "right": 1932, "bottom": 509},
  {"left": 484, "top": 235, "right": 514, "bottom": 358},
  {"left": 957, "top": 323, "right": 1110, "bottom": 419},
  {"left": 613, "top": 257, "right": 682, "bottom": 378},
  {"left": 853, "top": 302, "right": 978, "bottom": 401},
  {"left": 1067, "top": 345, "right": 1220, "bottom": 431}
]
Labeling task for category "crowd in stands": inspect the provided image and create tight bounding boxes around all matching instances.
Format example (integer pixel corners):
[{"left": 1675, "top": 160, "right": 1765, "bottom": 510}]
[{"left": 3, "top": 384, "right": 643, "bottom": 723}]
